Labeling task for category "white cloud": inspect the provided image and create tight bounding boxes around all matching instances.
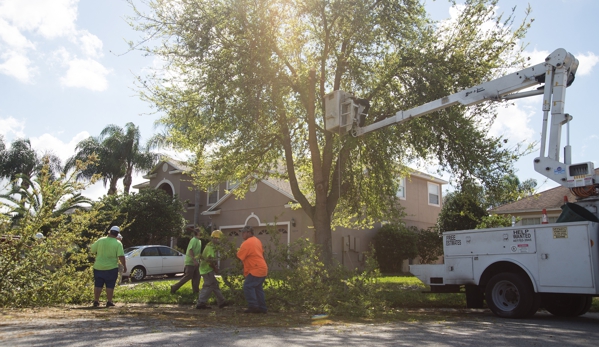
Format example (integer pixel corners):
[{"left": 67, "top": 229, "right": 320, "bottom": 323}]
[
  {"left": 0, "top": 0, "right": 110, "bottom": 86},
  {"left": 0, "top": 116, "right": 26, "bottom": 139},
  {"left": 76, "top": 30, "right": 103, "bottom": 57},
  {"left": 576, "top": 52, "right": 599, "bottom": 76},
  {"left": 0, "top": 0, "right": 78, "bottom": 39},
  {"left": 489, "top": 99, "right": 538, "bottom": 144},
  {"left": 29, "top": 131, "right": 89, "bottom": 163},
  {"left": 60, "top": 58, "right": 111, "bottom": 91},
  {"left": 0, "top": 18, "right": 35, "bottom": 49},
  {"left": 0, "top": 50, "right": 36, "bottom": 82}
]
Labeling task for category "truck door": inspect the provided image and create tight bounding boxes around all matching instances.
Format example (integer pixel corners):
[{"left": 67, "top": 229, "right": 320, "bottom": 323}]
[{"left": 536, "top": 223, "right": 594, "bottom": 288}]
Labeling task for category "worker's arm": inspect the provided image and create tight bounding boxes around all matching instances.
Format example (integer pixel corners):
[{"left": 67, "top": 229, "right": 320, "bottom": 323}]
[
  {"left": 119, "top": 255, "right": 127, "bottom": 273},
  {"left": 188, "top": 249, "right": 199, "bottom": 266}
]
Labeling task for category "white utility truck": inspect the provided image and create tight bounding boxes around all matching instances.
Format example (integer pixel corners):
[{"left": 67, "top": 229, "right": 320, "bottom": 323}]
[{"left": 325, "top": 48, "right": 599, "bottom": 318}]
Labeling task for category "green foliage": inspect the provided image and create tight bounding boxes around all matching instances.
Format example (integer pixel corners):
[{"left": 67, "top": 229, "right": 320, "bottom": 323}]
[
  {"left": 485, "top": 173, "right": 537, "bottom": 209},
  {"left": 128, "top": 0, "right": 532, "bottom": 265},
  {"left": 372, "top": 224, "right": 418, "bottom": 273},
  {"left": 437, "top": 180, "right": 488, "bottom": 232},
  {"left": 92, "top": 189, "right": 186, "bottom": 247},
  {"left": 416, "top": 227, "right": 443, "bottom": 264},
  {"left": 0, "top": 163, "right": 108, "bottom": 307},
  {"left": 477, "top": 214, "right": 517, "bottom": 229}
]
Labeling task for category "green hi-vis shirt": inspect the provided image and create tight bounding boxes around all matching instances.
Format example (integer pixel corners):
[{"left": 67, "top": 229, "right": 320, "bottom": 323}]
[
  {"left": 199, "top": 242, "right": 217, "bottom": 275},
  {"left": 185, "top": 237, "right": 202, "bottom": 266},
  {"left": 91, "top": 236, "right": 124, "bottom": 270}
]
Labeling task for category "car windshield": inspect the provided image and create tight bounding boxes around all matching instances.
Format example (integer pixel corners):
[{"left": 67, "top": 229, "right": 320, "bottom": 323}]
[{"left": 123, "top": 247, "right": 140, "bottom": 255}]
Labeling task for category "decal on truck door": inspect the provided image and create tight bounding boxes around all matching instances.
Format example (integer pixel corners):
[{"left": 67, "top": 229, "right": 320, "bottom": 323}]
[{"left": 552, "top": 226, "right": 568, "bottom": 239}]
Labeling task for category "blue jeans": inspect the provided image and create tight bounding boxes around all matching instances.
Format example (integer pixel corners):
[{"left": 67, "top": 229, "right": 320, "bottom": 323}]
[{"left": 243, "top": 274, "right": 266, "bottom": 312}]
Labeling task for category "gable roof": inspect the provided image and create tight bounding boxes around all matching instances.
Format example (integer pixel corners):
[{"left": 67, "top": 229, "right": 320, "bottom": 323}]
[
  {"left": 202, "top": 177, "right": 297, "bottom": 215},
  {"left": 146, "top": 158, "right": 190, "bottom": 176},
  {"left": 490, "top": 168, "right": 599, "bottom": 214}
]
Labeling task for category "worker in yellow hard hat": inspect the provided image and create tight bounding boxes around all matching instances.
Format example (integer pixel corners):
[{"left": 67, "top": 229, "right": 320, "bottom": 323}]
[{"left": 196, "top": 230, "right": 228, "bottom": 309}]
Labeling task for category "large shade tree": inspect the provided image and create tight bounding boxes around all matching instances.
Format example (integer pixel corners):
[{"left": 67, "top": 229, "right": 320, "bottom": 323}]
[
  {"left": 129, "top": 0, "right": 532, "bottom": 265},
  {"left": 66, "top": 122, "right": 157, "bottom": 195}
]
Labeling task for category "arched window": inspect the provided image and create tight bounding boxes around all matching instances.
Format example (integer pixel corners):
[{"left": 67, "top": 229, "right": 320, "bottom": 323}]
[{"left": 158, "top": 182, "right": 174, "bottom": 198}]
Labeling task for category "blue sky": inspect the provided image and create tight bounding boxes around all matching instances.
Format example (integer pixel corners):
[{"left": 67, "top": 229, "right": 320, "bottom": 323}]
[{"left": 0, "top": 0, "right": 597, "bottom": 199}]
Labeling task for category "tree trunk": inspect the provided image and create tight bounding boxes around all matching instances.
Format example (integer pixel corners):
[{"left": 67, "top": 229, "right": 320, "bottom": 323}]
[
  {"left": 123, "top": 167, "right": 133, "bottom": 194},
  {"left": 313, "top": 199, "right": 333, "bottom": 266},
  {"left": 108, "top": 177, "right": 118, "bottom": 195},
  {"left": 123, "top": 174, "right": 132, "bottom": 195}
]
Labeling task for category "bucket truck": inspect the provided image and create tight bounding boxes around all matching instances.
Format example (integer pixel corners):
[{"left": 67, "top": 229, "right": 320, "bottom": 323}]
[{"left": 325, "top": 48, "right": 599, "bottom": 318}]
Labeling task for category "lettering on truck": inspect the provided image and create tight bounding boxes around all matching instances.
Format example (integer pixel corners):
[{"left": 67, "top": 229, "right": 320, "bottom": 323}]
[
  {"left": 512, "top": 229, "right": 532, "bottom": 242},
  {"left": 446, "top": 234, "right": 461, "bottom": 246}
]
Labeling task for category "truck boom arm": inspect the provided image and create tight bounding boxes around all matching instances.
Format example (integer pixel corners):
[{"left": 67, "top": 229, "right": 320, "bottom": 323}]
[{"left": 325, "top": 48, "right": 597, "bottom": 196}]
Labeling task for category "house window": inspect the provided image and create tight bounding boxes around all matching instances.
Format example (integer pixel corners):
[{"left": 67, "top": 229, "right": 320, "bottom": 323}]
[
  {"left": 207, "top": 185, "right": 219, "bottom": 205},
  {"left": 428, "top": 182, "right": 440, "bottom": 206},
  {"left": 396, "top": 177, "right": 406, "bottom": 200},
  {"left": 522, "top": 217, "right": 558, "bottom": 225}
]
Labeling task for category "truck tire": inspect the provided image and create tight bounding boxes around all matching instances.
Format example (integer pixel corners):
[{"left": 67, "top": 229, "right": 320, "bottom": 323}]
[
  {"left": 543, "top": 294, "right": 592, "bottom": 317},
  {"left": 485, "top": 273, "right": 535, "bottom": 319}
]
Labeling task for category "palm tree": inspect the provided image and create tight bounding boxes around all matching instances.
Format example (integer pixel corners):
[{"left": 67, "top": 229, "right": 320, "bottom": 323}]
[
  {"left": 66, "top": 123, "right": 157, "bottom": 195},
  {"left": 0, "top": 138, "right": 63, "bottom": 190},
  {"left": 100, "top": 123, "right": 157, "bottom": 194}
]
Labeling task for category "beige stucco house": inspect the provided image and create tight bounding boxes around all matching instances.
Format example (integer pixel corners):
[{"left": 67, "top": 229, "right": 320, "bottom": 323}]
[{"left": 133, "top": 159, "right": 447, "bottom": 270}]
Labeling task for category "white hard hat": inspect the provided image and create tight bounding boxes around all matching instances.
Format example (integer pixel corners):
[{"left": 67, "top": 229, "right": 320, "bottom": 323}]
[
  {"left": 35, "top": 232, "right": 44, "bottom": 239},
  {"left": 110, "top": 226, "right": 120, "bottom": 232}
]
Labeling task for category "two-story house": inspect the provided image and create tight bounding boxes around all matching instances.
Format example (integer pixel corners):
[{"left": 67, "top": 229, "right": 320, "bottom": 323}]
[{"left": 133, "top": 159, "right": 446, "bottom": 270}]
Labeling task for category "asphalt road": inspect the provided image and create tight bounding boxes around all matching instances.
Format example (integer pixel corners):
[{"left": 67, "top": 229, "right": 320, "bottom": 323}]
[{"left": 1, "top": 310, "right": 599, "bottom": 346}]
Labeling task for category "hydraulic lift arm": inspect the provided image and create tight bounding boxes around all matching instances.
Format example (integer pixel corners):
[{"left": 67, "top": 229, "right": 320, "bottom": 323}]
[{"left": 325, "top": 48, "right": 596, "bottom": 196}]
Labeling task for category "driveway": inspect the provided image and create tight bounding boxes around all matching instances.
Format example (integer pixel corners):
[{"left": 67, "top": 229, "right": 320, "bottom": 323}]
[{"left": 1, "top": 306, "right": 598, "bottom": 346}]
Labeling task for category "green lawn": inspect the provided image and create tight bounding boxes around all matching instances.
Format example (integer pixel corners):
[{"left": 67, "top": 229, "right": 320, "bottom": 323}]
[{"left": 114, "top": 275, "right": 598, "bottom": 313}]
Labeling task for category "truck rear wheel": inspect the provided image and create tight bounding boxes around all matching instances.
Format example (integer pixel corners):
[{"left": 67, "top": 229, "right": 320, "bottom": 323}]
[
  {"left": 485, "top": 273, "right": 536, "bottom": 319},
  {"left": 543, "top": 294, "right": 592, "bottom": 317}
]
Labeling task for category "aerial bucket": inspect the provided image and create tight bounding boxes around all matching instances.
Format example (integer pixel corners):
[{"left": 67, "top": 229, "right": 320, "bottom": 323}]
[{"left": 556, "top": 203, "right": 599, "bottom": 223}]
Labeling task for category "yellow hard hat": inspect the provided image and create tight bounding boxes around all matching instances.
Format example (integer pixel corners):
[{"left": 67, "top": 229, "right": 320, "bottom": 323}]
[{"left": 211, "top": 230, "right": 224, "bottom": 238}]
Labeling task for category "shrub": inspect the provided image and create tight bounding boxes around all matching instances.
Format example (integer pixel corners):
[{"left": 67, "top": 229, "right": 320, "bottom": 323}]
[
  {"left": 372, "top": 223, "right": 418, "bottom": 273},
  {"left": 417, "top": 226, "right": 443, "bottom": 264}
]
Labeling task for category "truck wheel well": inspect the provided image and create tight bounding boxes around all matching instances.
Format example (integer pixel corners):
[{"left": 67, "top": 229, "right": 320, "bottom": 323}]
[{"left": 479, "top": 261, "right": 531, "bottom": 288}]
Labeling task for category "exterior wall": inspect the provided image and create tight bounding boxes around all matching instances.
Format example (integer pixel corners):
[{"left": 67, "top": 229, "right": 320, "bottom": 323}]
[
  {"left": 401, "top": 175, "right": 443, "bottom": 229},
  {"left": 397, "top": 175, "right": 444, "bottom": 271}
]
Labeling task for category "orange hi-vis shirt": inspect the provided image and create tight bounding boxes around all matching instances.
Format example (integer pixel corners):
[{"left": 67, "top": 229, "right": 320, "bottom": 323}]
[{"left": 237, "top": 236, "right": 268, "bottom": 277}]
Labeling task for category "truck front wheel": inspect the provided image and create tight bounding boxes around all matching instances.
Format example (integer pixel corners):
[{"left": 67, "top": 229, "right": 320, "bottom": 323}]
[{"left": 485, "top": 273, "right": 537, "bottom": 318}]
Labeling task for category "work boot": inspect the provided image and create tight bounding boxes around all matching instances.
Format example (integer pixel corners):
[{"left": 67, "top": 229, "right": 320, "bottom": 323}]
[
  {"left": 106, "top": 301, "right": 115, "bottom": 307},
  {"left": 196, "top": 303, "right": 212, "bottom": 310},
  {"left": 243, "top": 307, "right": 262, "bottom": 313}
]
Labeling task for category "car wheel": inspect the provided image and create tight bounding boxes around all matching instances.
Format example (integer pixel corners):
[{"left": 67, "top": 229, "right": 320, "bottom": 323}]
[
  {"left": 130, "top": 266, "right": 146, "bottom": 281},
  {"left": 485, "top": 272, "right": 534, "bottom": 319}
]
